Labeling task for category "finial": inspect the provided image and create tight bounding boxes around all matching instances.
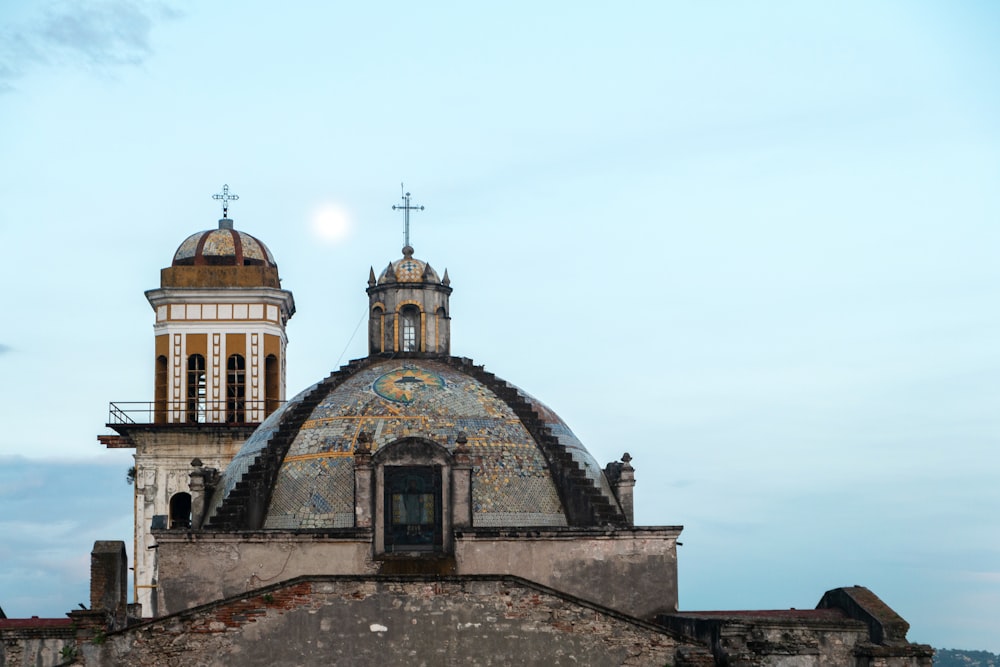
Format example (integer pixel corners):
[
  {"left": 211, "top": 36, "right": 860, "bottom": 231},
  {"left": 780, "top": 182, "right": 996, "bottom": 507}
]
[
  {"left": 368, "top": 267, "right": 377, "bottom": 287},
  {"left": 213, "top": 184, "right": 239, "bottom": 222},
  {"left": 391, "top": 183, "right": 424, "bottom": 248},
  {"left": 442, "top": 268, "right": 450, "bottom": 286}
]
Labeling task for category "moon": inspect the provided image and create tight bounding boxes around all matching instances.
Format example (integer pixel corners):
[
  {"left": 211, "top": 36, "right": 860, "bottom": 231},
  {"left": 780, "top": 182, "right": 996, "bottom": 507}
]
[{"left": 311, "top": 204, "right": 352, "bottom": 243}]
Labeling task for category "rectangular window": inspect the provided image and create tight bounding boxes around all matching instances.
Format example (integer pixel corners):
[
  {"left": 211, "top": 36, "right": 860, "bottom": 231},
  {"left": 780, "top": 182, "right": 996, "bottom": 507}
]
[{"left": 384, "top": 466, "right": 441, "bottom": 552}]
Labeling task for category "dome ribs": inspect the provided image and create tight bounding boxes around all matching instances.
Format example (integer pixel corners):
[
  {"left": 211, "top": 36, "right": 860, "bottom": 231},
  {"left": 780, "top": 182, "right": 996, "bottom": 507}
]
[
  {"left": 207, "top": 357, "right": 378, "bottom": 530},
  {"left": 446, "top": 357, "right": 627, "bottom": 528}
]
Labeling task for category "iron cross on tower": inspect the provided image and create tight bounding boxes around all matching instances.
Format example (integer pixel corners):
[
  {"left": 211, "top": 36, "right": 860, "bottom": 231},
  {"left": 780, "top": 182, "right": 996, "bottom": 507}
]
[
  {"left": 213, "top": 184, "right": 239, "bottom": 218},
  {"left": 392, "top": 184, "right": 424, "bottom": 248}
]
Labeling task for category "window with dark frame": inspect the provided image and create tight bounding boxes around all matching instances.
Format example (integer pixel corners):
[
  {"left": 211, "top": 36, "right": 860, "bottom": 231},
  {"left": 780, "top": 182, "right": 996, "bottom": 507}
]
[{"left": 384, "top": 466, "right": 442, "bottom": 552}]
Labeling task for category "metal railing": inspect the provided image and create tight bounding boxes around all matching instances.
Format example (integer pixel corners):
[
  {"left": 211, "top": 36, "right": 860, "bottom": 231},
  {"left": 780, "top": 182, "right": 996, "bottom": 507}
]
[{"left": 107, "top": 400, "right": 282, "bottom": 426}]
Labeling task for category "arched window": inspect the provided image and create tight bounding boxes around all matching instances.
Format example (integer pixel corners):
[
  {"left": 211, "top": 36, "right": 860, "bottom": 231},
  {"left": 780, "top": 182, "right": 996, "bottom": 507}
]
[
  {"left": 154, "top": 355, "right": 168, "bottom": 424},
  {"left": 186, "top": 354, "right": 206, "bottom": 423},
  {"left": 265, "top": 354, "right": 279, "bottom": 416},
  {"left": 400, "top": 305, "right": 420, "bottom": 352},
  {"left": 227, "top": 354, "right": 246, "bottom": 423},
  {"left": 169, "top": 492, "right": 192, "bottom": 529}
]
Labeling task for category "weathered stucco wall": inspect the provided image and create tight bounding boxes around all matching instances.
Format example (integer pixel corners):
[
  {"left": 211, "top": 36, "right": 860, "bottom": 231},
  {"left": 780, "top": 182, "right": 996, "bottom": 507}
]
[
  {"left": 455, "top": 528, "right": 680, "bottom": 618},
  {"left": 154, "top": 532, "right": 377, "bottom": 614},
  {"left": 86, "top": 577, "right": 701, "bottom": 667},
  {"left": 154, "top": 527, "right": 679, "bottom": 619}
]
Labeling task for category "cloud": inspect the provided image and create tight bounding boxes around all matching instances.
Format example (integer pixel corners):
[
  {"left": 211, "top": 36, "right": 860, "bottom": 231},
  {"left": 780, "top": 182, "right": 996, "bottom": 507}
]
[
  {"left": 0, "top": 344, "right": 10, "bottom": 355},
  {"left": 0, "top": 456, "right": 133, "bottom": 618},
  {"left": 0, "top": 1, "right": 182, "bottom": 90}
]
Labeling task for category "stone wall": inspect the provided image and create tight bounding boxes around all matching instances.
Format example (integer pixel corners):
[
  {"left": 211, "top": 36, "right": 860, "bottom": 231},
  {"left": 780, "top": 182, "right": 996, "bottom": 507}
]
[
  {"left": 0, "top": 622, "right": 74, "bottom": 667},
  {"left": 83, "top": 576, "right": 708, "bottom": 667},
  {"left": 658, "top": 587, "right": 935, "bottom": 667}
]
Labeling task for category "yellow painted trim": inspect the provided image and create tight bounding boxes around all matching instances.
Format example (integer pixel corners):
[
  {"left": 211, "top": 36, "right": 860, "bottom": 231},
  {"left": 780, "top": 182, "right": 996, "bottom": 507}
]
[
  {"left": 301, "top": 413, "right": 423, "bottom": 429},
  {"left": 371, "top": 302, "right": 387, "bottom": 354},
  {"left": 283, "top": 451, "right": 355, "bottom": 462},
  {"left": 420, "top": 311, "right": 426, "bottom": 352}
]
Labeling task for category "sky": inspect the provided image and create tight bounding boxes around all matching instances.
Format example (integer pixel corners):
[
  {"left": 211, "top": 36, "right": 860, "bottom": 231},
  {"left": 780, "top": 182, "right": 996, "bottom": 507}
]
[{"left": 0, "top": 0, "right": 997, "bottom": 653}]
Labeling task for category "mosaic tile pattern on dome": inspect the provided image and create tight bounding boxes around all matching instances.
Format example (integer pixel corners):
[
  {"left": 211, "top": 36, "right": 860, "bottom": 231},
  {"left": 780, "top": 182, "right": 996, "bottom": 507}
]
[
  {"left": 395, "top": 258, "right": 424, "bottom": 282},
  {"left": 204, "top": 383, "right": 318, "bottom": 521},
  {"left": 239, "top": 234, "right": 273, "bottom": 264},
  {"left": 263, "top": 360, "right": 567, "bottom": 529},
  {"left": 520, "top": 390, "right": 620, "bottom": 504},
  {"left": 173, "top": 233, "right": 202, "bottom": 262},
  {"left": 201, "top": 230, "right": 236, "bottom": 257}
]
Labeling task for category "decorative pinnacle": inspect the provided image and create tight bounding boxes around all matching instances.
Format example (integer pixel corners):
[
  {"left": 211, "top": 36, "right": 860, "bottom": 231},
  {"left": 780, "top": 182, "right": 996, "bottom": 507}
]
[
  {"left": 391, "top": 183, "right": 424, "bottom": 248},
  {"left": 213, "top": 184, "right": 239, "bottom": 219}
]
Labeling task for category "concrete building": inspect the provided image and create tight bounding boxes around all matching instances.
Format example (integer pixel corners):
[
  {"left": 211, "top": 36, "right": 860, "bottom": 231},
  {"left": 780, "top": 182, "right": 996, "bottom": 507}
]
[{"left": 1, "top": 192, "right": 934, "bottom": 666}]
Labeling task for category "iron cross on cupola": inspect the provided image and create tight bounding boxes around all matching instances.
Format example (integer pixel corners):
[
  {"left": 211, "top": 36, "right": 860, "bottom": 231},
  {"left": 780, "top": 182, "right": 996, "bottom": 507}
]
[
  {"left": 213, "top": 184, "right": 239, "bottom": 218},
  {"left": 392, "top": 184, "right": 424, "bottom": 248}
]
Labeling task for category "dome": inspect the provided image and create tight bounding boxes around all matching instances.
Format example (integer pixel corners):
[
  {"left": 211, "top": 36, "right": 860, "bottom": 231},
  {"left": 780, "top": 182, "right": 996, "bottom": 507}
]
[
  {"left": 206, "top": 356, "right": 624, "bottom": 530},
  {"left": 377, "top": 245, "right": 440, "bottom": 284},
  {"left": 172, "top": 220, "right": 277, "bottom": 268}
]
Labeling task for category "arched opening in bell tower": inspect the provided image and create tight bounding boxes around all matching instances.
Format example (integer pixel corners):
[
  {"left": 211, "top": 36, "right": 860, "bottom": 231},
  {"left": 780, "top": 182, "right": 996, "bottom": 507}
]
[
  {"left": 265, "top": 354, "right": 279, "bottom": 416},
  {"left": 186, "top": 355, "right": 206, "bottom": 423},
  {"left": 154, "top": 355, "right": 168, "bottom": 423},
  {"left": 226, "top": 354, "right": 246, "bottom": 423}
]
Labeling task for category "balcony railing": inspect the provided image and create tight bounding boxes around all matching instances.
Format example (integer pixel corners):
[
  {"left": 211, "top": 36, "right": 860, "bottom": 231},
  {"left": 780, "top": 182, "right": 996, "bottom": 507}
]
[{"left": 108, "top": 400, "right": 282, "bottom": 426}]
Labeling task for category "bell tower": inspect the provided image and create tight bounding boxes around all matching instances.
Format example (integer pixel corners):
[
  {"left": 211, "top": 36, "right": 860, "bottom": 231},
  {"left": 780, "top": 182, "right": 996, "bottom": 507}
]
[
  {"left": 145, "top": 187, "right": 295, "bottom": 424},
  {"left": 100, "top": 186, "right": 294, "bottom": 616}
]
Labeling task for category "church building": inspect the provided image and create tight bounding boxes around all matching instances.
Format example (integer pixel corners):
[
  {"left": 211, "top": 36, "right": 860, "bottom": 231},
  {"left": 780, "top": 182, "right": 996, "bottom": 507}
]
[{"left": 0, "top": 188, "right": 934, "bottom": 666}]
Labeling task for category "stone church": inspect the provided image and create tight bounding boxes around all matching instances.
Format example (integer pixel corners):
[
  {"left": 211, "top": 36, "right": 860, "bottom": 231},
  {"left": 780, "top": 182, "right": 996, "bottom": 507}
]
[{"left": 0, "top": 190, "right": 934, "bottom": 666}]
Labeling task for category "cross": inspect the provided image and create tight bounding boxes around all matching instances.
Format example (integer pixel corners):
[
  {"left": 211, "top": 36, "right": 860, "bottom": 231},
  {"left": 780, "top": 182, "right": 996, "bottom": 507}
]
[
  {"left": 392, "top": 183, "right": 424, "bottom": 248},
  {"left": 213, "top": 184, "right": 239, "bottom": 218}
]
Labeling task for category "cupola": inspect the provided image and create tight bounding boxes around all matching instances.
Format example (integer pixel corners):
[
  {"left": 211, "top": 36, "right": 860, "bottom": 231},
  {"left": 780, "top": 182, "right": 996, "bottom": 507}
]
[{"left": 366, "top": 190, "right": 452, "bottom": 356}]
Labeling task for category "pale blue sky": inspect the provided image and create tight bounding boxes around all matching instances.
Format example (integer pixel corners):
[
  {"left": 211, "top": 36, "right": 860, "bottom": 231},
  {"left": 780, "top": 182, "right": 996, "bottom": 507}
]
[{"left": 0, "top": 0, "right": 998, "bottom": 652}]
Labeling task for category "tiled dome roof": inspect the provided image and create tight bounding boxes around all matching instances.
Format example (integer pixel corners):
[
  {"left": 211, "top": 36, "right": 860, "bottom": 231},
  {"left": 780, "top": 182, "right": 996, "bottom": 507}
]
[
  {"left": 172, "top": 221, "right": 277, "bottom": 268},
  {"left": 205, "top": 357, "right": 624, "bottom": 530},
  {"left": 377, "top": 246, "right": 440, "bottom": 284}
]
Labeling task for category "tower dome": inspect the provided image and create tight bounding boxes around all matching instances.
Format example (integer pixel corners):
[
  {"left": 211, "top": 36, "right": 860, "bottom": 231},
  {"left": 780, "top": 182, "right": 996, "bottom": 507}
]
[
  {"left": 376, "top": 245, "right": 441, "bottom": 284},
  {"left": 158, "top": 218, "right": 284, "bottom": 290},
  {"left": 172, "top": 219, "right": 277, "bottom": 268}
]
